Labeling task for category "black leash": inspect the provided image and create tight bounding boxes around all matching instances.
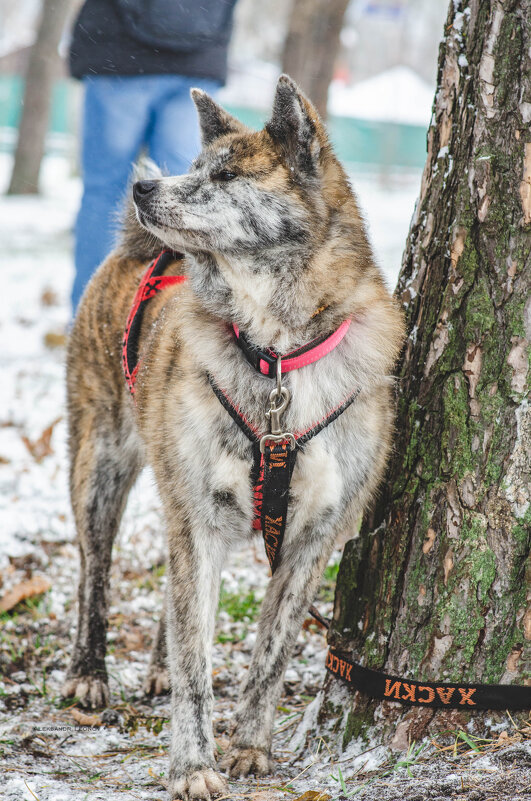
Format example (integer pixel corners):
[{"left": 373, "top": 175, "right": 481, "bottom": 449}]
[
  {"left": 324, "top": 652, "right": 530, "bottom": 709},
  {"left": 258, "top": 464, "right": 530, "bottom": 709}
]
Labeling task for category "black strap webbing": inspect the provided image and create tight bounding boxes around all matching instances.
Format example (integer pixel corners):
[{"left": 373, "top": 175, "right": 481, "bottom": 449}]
[
  {"left": 261, "top": 441, "right": 297, "bottom": 573},
  {"left": 326, "top": 648, "right": 531, "bottom": 710}
]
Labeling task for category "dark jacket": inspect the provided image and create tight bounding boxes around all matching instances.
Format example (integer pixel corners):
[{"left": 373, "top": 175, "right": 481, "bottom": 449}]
[{"left": 69, "top": 0, "right": 237, "bottom": 83}]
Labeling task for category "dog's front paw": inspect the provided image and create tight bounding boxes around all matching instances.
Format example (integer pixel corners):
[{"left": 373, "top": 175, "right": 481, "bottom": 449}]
[
  {"left": 221, "top": 746, "right": 271, "bottom": 778},
  {"left": 143, "top": 664, "right": 170, "bottom": 695},
  {"left": 170, "top": 767, "right": 227, "bottom": 800},
  {"left": 61, "top": 675, "right": 109, "bottom": 708}
]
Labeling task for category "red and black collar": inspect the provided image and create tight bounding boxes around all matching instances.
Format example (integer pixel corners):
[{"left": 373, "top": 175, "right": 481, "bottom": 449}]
[{"left": 233, "top": 319, "right": 352, "bottom": 378}]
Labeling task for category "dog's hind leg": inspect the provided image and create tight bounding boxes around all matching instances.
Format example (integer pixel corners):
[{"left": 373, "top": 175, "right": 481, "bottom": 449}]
[
  {"left": 144, "top": 598, "right": 170, "bottom": 695},
  {"left": 62, "top": 412, "right": 143, "bottom": 708}
]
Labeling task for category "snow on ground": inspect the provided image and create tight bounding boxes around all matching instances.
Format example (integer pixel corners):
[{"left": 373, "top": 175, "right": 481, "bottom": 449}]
[{"left": 1, "top": 154, "right": 529, "bottom": 800}]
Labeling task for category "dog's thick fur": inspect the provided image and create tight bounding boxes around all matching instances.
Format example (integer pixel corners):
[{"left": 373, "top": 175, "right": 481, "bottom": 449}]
[{"left": 63, "top": 76, "right": 404, "bottom": 799}]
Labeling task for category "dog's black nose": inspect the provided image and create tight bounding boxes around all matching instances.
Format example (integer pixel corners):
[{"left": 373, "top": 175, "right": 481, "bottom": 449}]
[{"left": 133, "top": 180, "right": 157, "bottom": 201}]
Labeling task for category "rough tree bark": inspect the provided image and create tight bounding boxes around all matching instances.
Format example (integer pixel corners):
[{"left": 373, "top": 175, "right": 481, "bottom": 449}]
[
  {"left": 321, "top": 0, "right": 530, "bottom": 749},
  {"left": 281, "top": 0, "right": 349, "bottom": 118},
  {"left": 7, "top": 0, "right": 71, "bottom": 195}
]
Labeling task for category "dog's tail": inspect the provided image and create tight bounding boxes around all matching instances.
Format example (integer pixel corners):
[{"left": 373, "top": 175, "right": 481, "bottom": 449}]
[{"left": 115, "top": 157, "right": 166, "bottom": 262}]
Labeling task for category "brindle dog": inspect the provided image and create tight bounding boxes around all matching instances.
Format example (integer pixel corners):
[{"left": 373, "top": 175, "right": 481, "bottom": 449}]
[{"left": 63, "top": 75, "right": 404, "bottom": 799}]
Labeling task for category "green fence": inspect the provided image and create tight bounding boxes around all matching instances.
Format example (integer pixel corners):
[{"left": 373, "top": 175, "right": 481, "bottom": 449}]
[{"left": 0, "top": 76, "right": 71, "bottom": 135}]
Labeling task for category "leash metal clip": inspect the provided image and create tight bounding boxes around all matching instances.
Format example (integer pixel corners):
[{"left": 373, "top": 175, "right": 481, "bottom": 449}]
[{"left": 259, "top": 357, "right": 296, "bottom": 454}]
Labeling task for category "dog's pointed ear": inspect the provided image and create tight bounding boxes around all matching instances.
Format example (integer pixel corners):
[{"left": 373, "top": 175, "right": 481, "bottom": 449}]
[
  {"left": 191, "top": 89, "right": 245, "bottom": 146},
  {"left": 266, "top": 74, "right": 323, "bottom": 175}
]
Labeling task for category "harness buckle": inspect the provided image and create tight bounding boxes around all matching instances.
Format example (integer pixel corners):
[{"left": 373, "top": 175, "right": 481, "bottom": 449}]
[
  {"left": 236, "top": 329, "right": 278, "bottom": 377},
  {"left": 259, "top": 359, "right": 296, "bottom": 453},
  {"left": 259, "top": 433, "right": 296, "bottom": 453},
  {"left": 258, "top": 351, "right": 278, "bottom": 378}
]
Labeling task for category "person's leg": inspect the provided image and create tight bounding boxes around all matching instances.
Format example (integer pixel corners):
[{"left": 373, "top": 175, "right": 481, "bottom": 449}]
[
  {"left": 147, "top": 75, "right": 222, "bottom": 176},
  {"left": 72, "top": 76, "right": 151, "bottom": 313}
]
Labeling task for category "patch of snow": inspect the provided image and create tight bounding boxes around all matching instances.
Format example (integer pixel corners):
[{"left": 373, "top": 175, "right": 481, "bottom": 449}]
[
  {"left": 453, "top": 12, "right": 465, "bottom": 32},
  {"left": 5, "top": 778, "right": 39, "bottom": 801},
  {"left": 328, "top": 66, "right": 434, "bottom": 127},
  {"left": 341, "top": 741, "right": 389, "bottom": 774},
  {"left": 289, "top": 690, "right": 322, "bottom": 753}
]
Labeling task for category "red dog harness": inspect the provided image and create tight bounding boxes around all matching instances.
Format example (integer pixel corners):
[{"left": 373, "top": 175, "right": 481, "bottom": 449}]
[
  {"left": 122, "top": 251, "right": 530, "bottom": 712},
  {"left": 122, "top": 250, "right": 187, "bottom": 396},
  {"left": 122, "top": 250, "right": 358, "bottom": 543},
  {"left": 122, "top": 250, "right": 359, "bottom": 536}
]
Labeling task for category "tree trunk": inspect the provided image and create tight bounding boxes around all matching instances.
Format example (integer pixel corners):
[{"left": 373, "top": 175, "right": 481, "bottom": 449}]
[
  {"left": 281, "top": 0, "right": 349, "bottom": 118},
  {"left": 7, "top": 0, "right": 71, "bottom": 195},
  {"left": 321, "top": 0, "right": 531, "bottom": 749}
]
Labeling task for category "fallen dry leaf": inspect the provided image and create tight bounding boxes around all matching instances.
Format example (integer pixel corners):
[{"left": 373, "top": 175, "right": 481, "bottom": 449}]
[
  {"left": 21, "top": 417, "right": 62, "bottom": 463},
  {"left": 43, "top": 331, "right": 67, "bottom": 349},
  {"left": 293, "top": 792, "right": 331, "bottom": 801},
  {"left": 70, "top": 708, "right": 101, "bottom": 727},
  {"left": 302, "top": 617, "right": 327, "bottom": 631},
  {"left": 0, "top": 575, "right": 51, "bottom": 612}
]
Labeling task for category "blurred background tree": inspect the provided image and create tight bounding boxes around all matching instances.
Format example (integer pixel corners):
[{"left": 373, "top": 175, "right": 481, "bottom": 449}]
[
  {"left": 7, "top": 0, "right": 73, "bottom": 194},
  {"left": 281, "top": 0, "right": 350, "bottom": 118}
]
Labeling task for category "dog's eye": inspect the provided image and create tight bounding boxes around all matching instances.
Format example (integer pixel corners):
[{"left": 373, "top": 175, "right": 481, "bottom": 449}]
[{"left": 212, "top": 170, "right": 237, "bottom": 182}]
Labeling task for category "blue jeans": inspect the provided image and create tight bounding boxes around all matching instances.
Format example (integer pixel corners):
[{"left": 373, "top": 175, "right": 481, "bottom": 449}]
[{"left": 72, "top": 74, "right": 221, "bottom": 312}]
